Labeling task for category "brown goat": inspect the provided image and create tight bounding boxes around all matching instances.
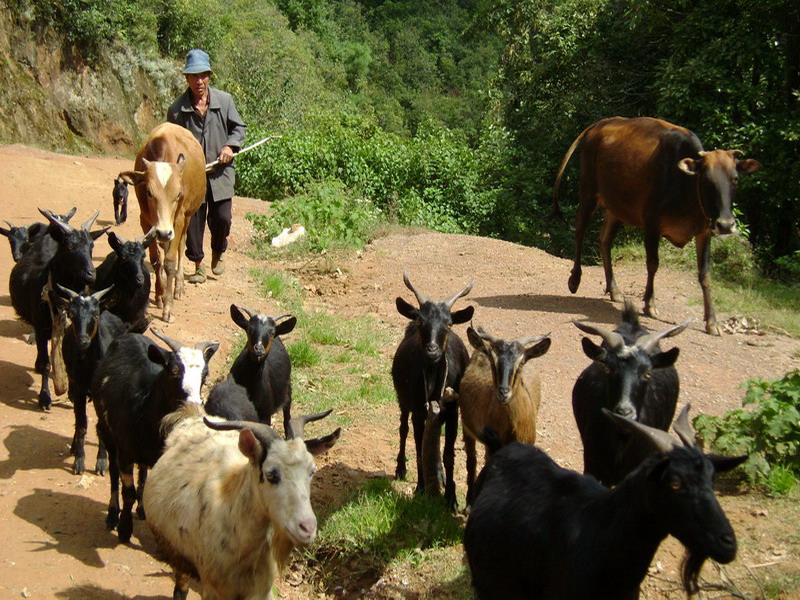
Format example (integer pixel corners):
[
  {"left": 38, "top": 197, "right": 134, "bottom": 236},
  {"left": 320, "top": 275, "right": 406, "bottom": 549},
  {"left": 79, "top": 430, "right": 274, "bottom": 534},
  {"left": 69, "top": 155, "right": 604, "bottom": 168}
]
[{"left": 458, "top": 326, "right": 551, "bottom": 506}]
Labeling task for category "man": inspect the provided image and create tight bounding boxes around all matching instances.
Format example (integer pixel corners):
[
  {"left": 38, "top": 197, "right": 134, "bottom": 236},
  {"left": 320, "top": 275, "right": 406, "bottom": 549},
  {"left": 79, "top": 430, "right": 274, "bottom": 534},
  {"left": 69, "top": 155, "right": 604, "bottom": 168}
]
[{"left": 167, "top": 48, "right": 247, "bottom": 283}]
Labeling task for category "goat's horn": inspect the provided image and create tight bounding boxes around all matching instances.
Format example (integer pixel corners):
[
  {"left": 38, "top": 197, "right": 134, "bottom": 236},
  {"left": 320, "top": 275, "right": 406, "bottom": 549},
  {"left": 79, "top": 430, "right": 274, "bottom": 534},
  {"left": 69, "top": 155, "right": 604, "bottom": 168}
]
[
  {"left": 136, "top": 226, "right": 156, "bottom": 244},
  {"left": 4, "top": 220, "right": 15, "bottom": 229},
  {"left": 443, "top": 278, "right": 474, "bottom": 308},
  {"left": 573, "top": 320, "right": 625, "bottom": 350},
  {"left": 517, "top": 334, "right": 550, "bottom": 346},
  {"left": 55, "top": 282, "right": 80, "bottom": 299},
  {"left": 203, "top": 417, "right": 280, "bottom": 451},
  {"left": 287, "top": 408, "right": 334, "bottom": 440},
  {"left": 671, "top": 404, "right": 697, "bottom": 448},
  {"left": 151, "top": 329, "right": 184, "bottom": 352},
  {"left": 39, "top": 208, "right": 72, "bottom": 234},
  {"left": 63, "top": 207, "right": 77, "bottom": 222},
  {"left": 402, "top": 268, "right": 429, "bottom": 305},
  {"left": 473, "top": 326, "right": 498, "bottom": 343},
  {"left": 636, "top": 317, "right": 693, "bottom": 353},
  {"left": 81, "top": 210, "right": 100, "bottom": 231},
  {"left": 602, "top": 408, "right": 677, "bottom": 453},
  {"left": 91, "top": 285, "right": 115, "bottom": 302}
]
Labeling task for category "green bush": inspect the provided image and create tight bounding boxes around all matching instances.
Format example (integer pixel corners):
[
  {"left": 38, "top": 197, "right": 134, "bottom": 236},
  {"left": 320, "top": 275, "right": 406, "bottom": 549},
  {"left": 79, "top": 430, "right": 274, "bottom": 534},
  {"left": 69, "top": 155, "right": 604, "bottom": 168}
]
[
  {"left": 694, "top": 370, "right": 800, "bottom": 494},
  {"left": 247, "top": 179, "right": 380, "bottom": 252}
]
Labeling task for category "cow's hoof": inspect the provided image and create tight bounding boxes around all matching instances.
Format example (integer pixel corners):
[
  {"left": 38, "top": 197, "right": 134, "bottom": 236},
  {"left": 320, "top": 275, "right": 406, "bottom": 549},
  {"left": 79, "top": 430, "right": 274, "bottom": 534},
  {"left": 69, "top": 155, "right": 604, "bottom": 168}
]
[
  {"left": 568, "top": 272, "right": 581, "bottom": 294},
  {"left": 644, "top": 303, "right": 659, "bottom": 319},
  {"left": 706, "top": 321, "right": 721, "bottom": 336},
  {"left": 161, "top": 310, "right": 174, "bottom": 324},
  {"left": 609, "top": 286, "right": 624, "bottom": 303}
]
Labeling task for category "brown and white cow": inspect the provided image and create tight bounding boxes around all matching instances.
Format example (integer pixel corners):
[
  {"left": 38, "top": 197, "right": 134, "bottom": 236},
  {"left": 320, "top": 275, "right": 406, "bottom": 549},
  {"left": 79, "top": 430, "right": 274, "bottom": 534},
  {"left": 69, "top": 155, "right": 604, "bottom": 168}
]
[
  {"left": 118, "top": 123, "right": 206, "bottom": 323},
  {"left": 551, "top": 116, "right": 761, "bottom": 335}
]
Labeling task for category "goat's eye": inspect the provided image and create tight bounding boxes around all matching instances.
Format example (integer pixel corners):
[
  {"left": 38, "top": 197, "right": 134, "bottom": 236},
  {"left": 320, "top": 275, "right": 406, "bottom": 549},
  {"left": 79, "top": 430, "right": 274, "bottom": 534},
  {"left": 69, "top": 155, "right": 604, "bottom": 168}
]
[
  {"left": 171, "top": 365, "right": 180, "bottom": 376},
  {"left": 604, "top": 366, "right": 612, "bottom": 375},
  {"left": 642, "top": 372, "right": 652, "bottom": 381},
  {"left": 266, "top": 469, "right": 281, "bottom": 485},
  {"left": 670, "top": 478, "right": 682, "bottom": 491}
]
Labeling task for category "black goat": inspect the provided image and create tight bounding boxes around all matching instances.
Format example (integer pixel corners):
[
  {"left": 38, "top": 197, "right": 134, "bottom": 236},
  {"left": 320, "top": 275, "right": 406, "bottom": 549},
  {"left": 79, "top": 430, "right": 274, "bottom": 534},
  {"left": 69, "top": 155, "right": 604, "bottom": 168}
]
[
  {"left": 94, "top": 228, "right": 156, "bottom": 333},
  {"left": 1, "top": 207, "right": 77, "bottom": 261},
  {"left": 464, "top": 405, "right": 746, "bottom": 600},
  {"left": 391, "top": 269, "right": 473, "bottom": 510},
  {"left": 572, "top": 299, "right": 691, "bottom": 486},
  {"left": 227, "top": 304, "right": 296, "bottom": 432},
  {"left": 55, "top": 283, "right": 128, "bottom": 475},
  {"left": 91, "top": 329, "right": 219, "bottom": 543},
  {"left": 9, "top": 209, "right": 106, "bottom": 410},
  {"left": 205, "top": 377, "right": 259, "bottom": 422},
  {"left": 112, "top": 176, "right": 128, "bottom": 225}
]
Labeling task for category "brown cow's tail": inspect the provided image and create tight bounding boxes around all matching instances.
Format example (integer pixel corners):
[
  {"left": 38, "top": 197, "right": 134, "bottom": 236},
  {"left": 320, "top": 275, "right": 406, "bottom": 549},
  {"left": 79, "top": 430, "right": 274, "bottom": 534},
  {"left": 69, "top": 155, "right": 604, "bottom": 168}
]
[{"left": 550, "top": 124, "right": 593, "bottom": 222}]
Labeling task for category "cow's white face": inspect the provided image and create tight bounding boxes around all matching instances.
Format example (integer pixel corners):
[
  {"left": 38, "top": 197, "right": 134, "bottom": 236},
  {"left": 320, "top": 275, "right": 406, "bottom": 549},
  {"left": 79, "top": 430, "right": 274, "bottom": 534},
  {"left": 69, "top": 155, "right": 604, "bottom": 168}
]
[{"left": 143, "top": 157, "right": 187, "bottom": 242}]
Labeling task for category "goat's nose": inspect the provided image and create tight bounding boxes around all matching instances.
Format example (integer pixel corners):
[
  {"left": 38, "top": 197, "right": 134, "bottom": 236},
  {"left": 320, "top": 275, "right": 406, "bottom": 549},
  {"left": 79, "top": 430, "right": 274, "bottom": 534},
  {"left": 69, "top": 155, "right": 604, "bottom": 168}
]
[
  {"left": 714, "top": 531, "right": 737, "bottom": 563},
  {"left": 714, "top": 218, "right": 736, "bottom": 235},
  {"left": 298, "top": 517, "right": 317, "bottom": 542},
  {"left": 497, "top": 386, "right": 511, "bottom": 404},
  {"left": 135, "top": 273, "right": 145, "bottom": 285}
]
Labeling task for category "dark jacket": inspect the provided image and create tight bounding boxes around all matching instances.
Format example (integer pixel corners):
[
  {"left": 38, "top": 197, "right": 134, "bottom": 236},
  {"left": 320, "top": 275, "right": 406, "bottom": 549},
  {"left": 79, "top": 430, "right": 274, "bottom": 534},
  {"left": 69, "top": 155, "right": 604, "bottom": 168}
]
[{"left": 167, "top": 87, "right": 247, "bottom": 202}]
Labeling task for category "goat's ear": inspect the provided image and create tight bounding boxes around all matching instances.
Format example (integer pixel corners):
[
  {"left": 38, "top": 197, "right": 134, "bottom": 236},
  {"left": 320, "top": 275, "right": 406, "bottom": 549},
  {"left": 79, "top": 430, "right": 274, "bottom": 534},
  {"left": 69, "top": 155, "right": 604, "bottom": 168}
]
[
  {"left": 466, "top": 327, "right": 486, "bottom": 351},
  {"left": 199, "top": 341, "right": 220, "bottom": 363},
  {"left": 91, "top": 226, "right": 111, "bottom": 241},
  {"left": 396, "top": 297, "right": 418, "bottom": 320},
  {"left": 276, "top": 316, "right": 297, "bottom": 336},
  {"left": 118, "top": 171, "right": 145, "bottom": 186},
  {"left": 147, "top": 343, "right": 171, "bottom": 366},
  {"left": 452, "top": 305, "right": 474, "bottom": 324},
  {"left": 108, "top": 231, "right": 123, "bottom": 252},
  {"left": 305, "top": 427, "right": 342, "bottom": 456},
  {"left": 708, "top": 453, "right": 748, "bottom": 474},
  {"left": 0, "top": 226, "right": 10, "bottom": 237},
  {"left": 581, "top": 337, "right": 606, "bottom": 361},
  {"left": 230, "top": 304, "right": 249, "bottom": 330},
  {"left": 238, "top": 429, "right": 264, "bottom": 463},
  {"left": 651, "top": 347, "right": 679, "bottom": 369},
  {"left": 524, "top": 337, "right": 551, "bottom": 361}
]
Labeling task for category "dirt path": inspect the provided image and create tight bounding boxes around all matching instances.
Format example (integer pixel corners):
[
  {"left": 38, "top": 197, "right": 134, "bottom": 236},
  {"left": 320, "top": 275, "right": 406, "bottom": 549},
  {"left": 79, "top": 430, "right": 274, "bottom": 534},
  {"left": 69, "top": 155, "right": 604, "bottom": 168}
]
[{"left": 0, "top": 144, "right": 798, "bottom": 599}]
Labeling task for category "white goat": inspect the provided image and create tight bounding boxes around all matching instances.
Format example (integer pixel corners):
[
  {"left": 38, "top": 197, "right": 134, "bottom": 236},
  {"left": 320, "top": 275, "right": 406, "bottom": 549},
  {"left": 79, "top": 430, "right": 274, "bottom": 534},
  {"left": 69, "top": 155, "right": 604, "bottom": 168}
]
[{"left": 143, "top": 404, "right": 340, "bottom": 600}]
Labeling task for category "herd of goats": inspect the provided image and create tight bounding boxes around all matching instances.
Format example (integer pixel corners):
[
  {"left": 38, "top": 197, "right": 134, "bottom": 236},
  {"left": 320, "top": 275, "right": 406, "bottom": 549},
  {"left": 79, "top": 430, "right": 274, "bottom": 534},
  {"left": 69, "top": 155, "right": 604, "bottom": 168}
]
[
  {"left": 1, "top": 113, "right": 761, "bottom": 600},
  {"left": 1, "top": 203, "right": 747, "bottom": 600}
]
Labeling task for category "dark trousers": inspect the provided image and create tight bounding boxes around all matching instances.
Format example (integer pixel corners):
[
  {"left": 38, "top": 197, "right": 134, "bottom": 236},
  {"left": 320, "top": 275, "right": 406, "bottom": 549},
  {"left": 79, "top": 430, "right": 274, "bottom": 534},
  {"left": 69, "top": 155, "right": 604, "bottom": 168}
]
[{"left": 185, "top": 197, "right": 232, "bottom": 263}]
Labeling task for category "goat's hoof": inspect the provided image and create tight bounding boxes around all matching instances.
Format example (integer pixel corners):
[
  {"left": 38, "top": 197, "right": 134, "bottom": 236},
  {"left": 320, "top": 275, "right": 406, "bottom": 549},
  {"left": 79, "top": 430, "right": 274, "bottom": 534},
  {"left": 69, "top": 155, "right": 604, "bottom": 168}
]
[
  {"left": 96, "top": 461, "right": 107, "bottom": 477},
  {"left": 73, "top": 458, "right": 85, "bottom": 475},
  {"left": 38, "top": 393, "right": 51, "bottom": 412},
  {"left": 105, "top": 512, "right": 119, "bottom": 531},
  {"left": 136, "top": 505, "right": 146, "bottom": 520},
  {"left": 118, "top": 517, "right": 133, "bottom": 543}
]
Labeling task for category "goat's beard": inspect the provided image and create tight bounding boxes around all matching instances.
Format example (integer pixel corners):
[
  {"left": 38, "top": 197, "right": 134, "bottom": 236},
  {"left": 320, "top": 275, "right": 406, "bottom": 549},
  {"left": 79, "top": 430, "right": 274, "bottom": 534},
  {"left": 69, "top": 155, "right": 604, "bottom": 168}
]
[{"left": 681, "top": 550, "right": 707, "bottom": 595}]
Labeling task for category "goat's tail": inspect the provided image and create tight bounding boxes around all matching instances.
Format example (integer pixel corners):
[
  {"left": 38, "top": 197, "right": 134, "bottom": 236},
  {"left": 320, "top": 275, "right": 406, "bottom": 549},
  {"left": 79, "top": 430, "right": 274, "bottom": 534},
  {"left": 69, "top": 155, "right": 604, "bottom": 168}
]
[
  {"left": 550, "top": 123, "right": 594, "bottom": 222},
  {"left": 477, "top": 426, "right": 503, "bottom": 454}
]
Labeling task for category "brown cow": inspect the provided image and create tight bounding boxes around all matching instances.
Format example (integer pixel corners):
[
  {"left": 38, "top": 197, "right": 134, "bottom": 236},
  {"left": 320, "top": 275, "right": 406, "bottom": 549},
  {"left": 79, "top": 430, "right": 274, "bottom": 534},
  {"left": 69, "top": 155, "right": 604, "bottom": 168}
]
[
  {"left": 118, "top": 123, "right": 206, "bottom": 323},
  {"left": 552, "top": 116, "right": 761, "bottom": 335}
]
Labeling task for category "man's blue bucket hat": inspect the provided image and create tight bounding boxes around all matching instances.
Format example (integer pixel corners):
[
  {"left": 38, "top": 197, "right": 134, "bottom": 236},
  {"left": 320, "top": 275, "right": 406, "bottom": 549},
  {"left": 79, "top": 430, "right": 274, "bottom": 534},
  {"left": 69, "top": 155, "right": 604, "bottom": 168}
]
[{"left": 183, "top": 49, "right": 212, "bottom": 74}]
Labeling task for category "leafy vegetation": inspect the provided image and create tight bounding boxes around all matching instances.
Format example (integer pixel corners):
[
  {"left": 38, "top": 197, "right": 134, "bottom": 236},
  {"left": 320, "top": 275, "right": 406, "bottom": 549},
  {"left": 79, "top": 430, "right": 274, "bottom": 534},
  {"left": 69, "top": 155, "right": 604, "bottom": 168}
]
[{"left": 694, "top": 370, "right": 800, "bottom": 494}]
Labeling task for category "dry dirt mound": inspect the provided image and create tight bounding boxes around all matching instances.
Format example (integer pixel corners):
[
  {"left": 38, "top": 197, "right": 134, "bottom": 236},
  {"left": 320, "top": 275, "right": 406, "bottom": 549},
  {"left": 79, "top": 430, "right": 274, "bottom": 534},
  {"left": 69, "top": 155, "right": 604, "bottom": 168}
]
[{"left": 0, "top": 144, "right": 798, "bottom": 599}]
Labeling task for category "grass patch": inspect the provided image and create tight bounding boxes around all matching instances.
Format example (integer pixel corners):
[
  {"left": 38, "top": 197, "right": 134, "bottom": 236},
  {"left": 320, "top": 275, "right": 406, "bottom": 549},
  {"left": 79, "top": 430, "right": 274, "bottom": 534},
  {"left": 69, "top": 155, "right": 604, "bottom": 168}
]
[
  {"left": 251, "top": 268, "right": 304, "bottom": 312},
  {"left": 308, "top": 477, "right": 465, "bottom": 594}
]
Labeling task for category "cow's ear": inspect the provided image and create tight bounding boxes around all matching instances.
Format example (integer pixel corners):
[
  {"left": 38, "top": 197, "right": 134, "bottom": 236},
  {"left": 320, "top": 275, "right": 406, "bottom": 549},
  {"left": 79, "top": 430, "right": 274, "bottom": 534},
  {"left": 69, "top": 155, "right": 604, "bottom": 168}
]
[
  {"left": 677, "top": 158, "right": 698, "bottom": 175},
  {"left": 736, "top": 158, "right": 761, "bottom": 175},
  {"left": 118, "top": 171, "right": 145, "bottom": 186},
  {"left": 175, "top": 154, "right": 187, "bottom": 173}
]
